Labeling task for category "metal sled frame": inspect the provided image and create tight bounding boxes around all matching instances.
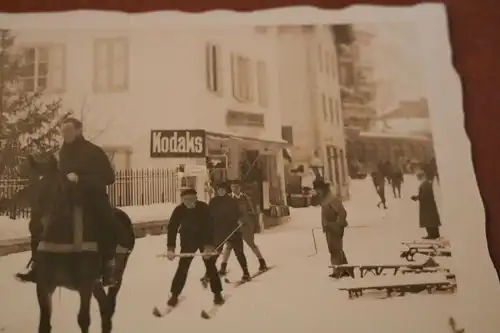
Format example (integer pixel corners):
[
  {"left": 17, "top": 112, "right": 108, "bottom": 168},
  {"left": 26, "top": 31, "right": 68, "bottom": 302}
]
[
  {"left": 329, "top": 263, "right": 450, "bottom": 278},
  {"left": 400, "top": 245, "right": 452, "bottom": 261},
  {"left": 339, "top": 280, "right": 457, "bottom": 299}
]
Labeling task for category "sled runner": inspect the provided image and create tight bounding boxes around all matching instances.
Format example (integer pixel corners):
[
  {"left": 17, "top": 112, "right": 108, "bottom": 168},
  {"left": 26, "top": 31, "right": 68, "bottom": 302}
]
[
  {"left": 338, "top": 276, "right": 457, "bottom": 299},
  {"left": 330, "top": 262, "right": 449, "bottom": 278},
  {"left": 400, "top": 246, "right": 452, "bottom": 261}
]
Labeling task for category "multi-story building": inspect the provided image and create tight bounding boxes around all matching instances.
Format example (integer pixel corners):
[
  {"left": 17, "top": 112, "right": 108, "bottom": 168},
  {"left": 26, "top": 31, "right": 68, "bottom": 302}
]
[
  {"left": 335, "top": 26, "right": 378, "bottom": 132},
  {"left": 12, "top": 27, "right": 288, "bottom": 207},
  {"left": 274, "top": 25, "right": 349, "bottom": 200}
]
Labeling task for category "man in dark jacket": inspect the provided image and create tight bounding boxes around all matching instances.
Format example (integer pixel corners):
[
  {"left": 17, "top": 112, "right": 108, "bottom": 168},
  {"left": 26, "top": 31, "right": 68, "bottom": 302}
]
[
  {"left": 219, "top": 180, "right": 268, "bottom": 275},
  {"left": 16, "top": 117, "right": 118, "bottom": 286},
  {"left": 411, "top": 170, "right": 441, "bottom": 239},
  {"left": 371, "top": 169, "right": 387, "bottom": 209},
  {"left": 203, "top": 182, "right": 250, "bottom": 282},
  {"left": 165, "top": 188, "right": 224, "bottom": 307},
  {"left": 390, "top": 166, "right": 404, "bottom": 199},
  {"left": 313, "top": 179, "right": 349, "bottom": 278}
]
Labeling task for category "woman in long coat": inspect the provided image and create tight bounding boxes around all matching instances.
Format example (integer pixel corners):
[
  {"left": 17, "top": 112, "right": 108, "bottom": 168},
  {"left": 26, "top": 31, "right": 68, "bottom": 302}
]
[{"left": 411, "top": 170, "right": 441, "bottom": 239}]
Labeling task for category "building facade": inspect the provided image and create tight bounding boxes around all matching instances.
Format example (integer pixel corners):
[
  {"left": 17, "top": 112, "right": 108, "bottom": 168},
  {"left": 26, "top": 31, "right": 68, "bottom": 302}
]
[
  {"left": 274, "top": 25, "right": 349, "bottom": 200},
  {"left": 335, "top": 26, "right": 378, "bottom": 132},
  {"left": 12, "top": 27, "right": 288, "bottom": 208}
]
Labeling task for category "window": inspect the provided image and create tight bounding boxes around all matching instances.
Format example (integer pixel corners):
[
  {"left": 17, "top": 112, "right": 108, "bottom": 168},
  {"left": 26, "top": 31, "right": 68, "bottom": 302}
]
[
  {"left": 321, "top": 94, "right": 327, "bottom": 120},
  {"left": 93, "top": 38, "right": 129, "bottom": 93},
  {"left": 324, "top": 50, "right": 330, "bottom": 76},
  {"left": 231, "top": 54, "right": 253, "bottom": 103},
  {"left": 256, "top": 61, "right": 269, "bottom": 107},
  {"left": 206, "top": 43, "right": 222, "bottom": 94},
  {"left": 330, "top": 54, "right": 336, "bottom": 78},
  {"left": 103, "top": 146, "right": 131, "bottom": 171},
  {"left": 336, "top": 99, "right": 342, "bottom": 124},
  {"left": 340, "top": 149, "right": 347, "bottom": 184},
  {"left": 328, "top": 97, "right": 334, "bottom": 124},
  {"left": 318, "top": 45, "right": 323, "bottom": 72},
  {"left": 19, "top": 44, "right": 66, "bottom": 92}
]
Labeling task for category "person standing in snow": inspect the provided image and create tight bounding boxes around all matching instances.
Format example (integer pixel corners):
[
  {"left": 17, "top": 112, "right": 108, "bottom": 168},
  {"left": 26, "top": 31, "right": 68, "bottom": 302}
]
[
  {"left": 165, "top": 188, "right": 224, "bottom": 307},
  {"left": 371, "top": 168, "right": 387, "bottom": 209},
  {"left": 390, "top": 166, "right": 404, "bottom": 199},
  {"left": 202, "top": 182, "right": 251, "bottom": 283},
  {"left": 411, "top": 170, "right": 441, "bottom": 239},
  {"left": 313, "top": 179, "right": 349, "bottom": 278},
  {"left": 219, "top": 180, "right": 268, "bottom": 275}
]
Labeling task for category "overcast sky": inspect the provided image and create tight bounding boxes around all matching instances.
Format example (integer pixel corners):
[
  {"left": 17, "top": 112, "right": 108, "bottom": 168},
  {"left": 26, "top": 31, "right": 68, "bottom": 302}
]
[{"left": 355, "top": 22, "right": 426, "bottom": 111}]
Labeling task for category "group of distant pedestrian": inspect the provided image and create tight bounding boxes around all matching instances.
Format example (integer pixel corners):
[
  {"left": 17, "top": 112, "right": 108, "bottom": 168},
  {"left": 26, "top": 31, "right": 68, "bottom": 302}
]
[{"left": 311, "top": 156, "right": 443, "bottom": 278}]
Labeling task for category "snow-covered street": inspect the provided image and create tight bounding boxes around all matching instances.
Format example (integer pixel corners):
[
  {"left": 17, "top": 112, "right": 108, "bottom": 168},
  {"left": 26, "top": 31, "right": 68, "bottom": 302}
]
[{"left": 0, "top": 177, "right": 482, "bottom": 332}]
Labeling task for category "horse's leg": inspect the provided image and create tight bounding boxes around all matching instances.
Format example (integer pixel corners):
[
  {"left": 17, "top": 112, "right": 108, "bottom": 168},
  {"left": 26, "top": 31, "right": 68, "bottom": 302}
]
[
  {"left": 77, "top": 284, "right": 93, "bottom": 333},
  {"left": 93, "top": 283, "right": 112, "bottom": 333},
  {"left": 102, "top": 254, "right": 130, "bottom": 332},
  {"left": 36, "top": 283, "right": 55, "bottom": 333}
]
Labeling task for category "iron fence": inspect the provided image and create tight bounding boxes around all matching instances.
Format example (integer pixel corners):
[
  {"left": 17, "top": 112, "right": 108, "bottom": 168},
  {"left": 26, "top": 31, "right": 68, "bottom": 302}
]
[{"left": 0, "top": 168, "right": 179, "bottom": 219}]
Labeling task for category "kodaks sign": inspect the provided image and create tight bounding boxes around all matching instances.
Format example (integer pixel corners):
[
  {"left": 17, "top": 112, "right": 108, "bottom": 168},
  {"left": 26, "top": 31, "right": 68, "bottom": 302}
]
[{"left": 150, "top": 130, "right": 206, "bottom": 158}]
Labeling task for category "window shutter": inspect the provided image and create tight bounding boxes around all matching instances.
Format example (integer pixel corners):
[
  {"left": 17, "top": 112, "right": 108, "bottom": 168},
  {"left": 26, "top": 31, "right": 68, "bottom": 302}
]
[
  {"left": 111, "top": 39, "right": 128, "bottom": 90},
  {"left": 230, "top": 53, "right": 239, "bottom": 99},
  {"left": 205, "top": 43, "right": 213, "bottom": 91},
  {"left": 247, "top": 58, "right": 254, "bottom": 102},
  {"left": 48, "top": 44, "right": 66, "bottom": 92},
  {"left": 257, "top": 61, "right": 268, "bottom": 107},
  {"left": 93, "top": 40, "right": 108, "bottom": 92},
  {"left": 215, "top": 45, "right": 222, "bottom": 94}
]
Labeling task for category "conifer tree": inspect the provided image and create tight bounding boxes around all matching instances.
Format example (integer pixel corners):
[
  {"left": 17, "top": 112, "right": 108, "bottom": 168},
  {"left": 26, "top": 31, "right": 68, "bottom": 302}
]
[{"left": 0, "top": 29, "right": 69, "bottom": 176}]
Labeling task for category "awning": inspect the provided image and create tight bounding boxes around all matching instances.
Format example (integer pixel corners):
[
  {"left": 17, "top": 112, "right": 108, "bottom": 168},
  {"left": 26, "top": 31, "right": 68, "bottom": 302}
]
[{"left": 206, "top": 131, "right": 291, "bottom": 152}]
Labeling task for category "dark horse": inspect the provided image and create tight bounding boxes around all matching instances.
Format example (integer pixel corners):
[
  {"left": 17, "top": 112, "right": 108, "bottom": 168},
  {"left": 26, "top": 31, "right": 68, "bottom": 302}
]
[{"left": 0, "top": 155, "right": 136, "bottom": 333}]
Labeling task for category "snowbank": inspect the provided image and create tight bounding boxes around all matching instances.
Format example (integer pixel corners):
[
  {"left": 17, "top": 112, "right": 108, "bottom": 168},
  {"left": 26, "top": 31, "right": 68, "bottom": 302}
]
[{"left": 0, "top": 203, "right": 177, "bottom": 243}]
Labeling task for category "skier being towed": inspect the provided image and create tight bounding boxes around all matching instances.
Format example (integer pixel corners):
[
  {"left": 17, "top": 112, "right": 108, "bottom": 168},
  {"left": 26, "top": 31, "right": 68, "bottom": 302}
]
[
  {"left": 165, "top": 188, "right": 224, "bottom": 307},
  {"left": 201, "top": 182, "right": 251, "bottom": 283}
]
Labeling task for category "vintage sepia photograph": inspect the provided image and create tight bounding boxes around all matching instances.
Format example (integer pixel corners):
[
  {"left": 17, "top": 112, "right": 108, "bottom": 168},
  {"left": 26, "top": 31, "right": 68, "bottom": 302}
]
[{"left": 0, "top": 6, "right": 493, "bottom": 333}]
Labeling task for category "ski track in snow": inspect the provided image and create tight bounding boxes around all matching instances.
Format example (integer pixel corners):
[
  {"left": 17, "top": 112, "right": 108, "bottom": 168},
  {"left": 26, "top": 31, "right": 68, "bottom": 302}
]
[{"left": 0, "top": 177, "right": 499, "bottom": 333}]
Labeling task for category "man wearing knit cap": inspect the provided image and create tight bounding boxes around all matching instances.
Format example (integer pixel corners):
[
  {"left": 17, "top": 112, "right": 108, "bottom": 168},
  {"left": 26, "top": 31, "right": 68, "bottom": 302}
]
[
  {"left": 203, "top": 182, "right": 250, "bottom": 282},
  {"left": 165, "top": 187, "right": 224, "bottom": 307},
  {"left": 219, "top": 180, "right": 268, "bottom": 274}
]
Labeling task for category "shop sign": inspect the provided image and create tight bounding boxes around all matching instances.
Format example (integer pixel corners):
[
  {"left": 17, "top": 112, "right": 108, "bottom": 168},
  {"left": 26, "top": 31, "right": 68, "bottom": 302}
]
[{"left": 150, "top": 130, "right": 206, "bottom": 158}]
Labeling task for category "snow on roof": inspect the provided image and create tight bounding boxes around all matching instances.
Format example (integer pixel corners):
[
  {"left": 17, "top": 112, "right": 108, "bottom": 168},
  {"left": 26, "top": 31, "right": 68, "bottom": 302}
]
[{"left": 359, "top": 131, "right": 431, "bottom": 141}]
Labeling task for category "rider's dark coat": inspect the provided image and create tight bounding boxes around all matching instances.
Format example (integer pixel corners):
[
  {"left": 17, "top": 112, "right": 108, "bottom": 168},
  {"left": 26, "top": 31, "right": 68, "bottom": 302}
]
[{"left": 34, "top": 136, "right": 117, "bottom": 254}]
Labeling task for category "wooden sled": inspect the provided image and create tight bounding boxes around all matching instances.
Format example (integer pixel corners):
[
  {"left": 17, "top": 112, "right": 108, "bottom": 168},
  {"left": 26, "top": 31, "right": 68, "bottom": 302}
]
[
  {"left": 400, "top": 246, "right": 452, "bottom": 261},
  {"left": 330, "top": 261, "right": 449, "bottom": 279},
  {"left": 401, "top": 239, "right": 450, "bottom": 248},
  {"left": 338, "top": 278, "right": 457, "bottom": 299}
]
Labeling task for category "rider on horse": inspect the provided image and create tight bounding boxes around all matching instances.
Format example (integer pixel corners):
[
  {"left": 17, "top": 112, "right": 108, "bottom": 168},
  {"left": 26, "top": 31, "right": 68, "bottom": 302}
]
[{"left": 16, "top": 117, "right": 118, "bottom": 287}]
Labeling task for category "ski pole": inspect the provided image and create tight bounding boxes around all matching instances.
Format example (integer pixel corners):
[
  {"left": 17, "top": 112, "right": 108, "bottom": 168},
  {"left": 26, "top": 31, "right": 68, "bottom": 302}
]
[
  {"left": 213, "top": 221, "right": 244, "bottom": 253},
  {"left": 156, "top": 222, "right": 244, "bottom": 259},
  {"left": 308, "top": 227, "right": 322, "bottom": 257}
]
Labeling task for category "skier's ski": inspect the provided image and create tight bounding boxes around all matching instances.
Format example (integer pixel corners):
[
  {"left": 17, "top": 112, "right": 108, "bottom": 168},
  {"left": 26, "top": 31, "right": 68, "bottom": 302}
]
[
  {"left": 152, "top": 296, "right": 186, "bottom": 318},
  {"left": 201, "top": 266, "right": 277, "bottom": 319},
  {"left": 225, "top": 265, "right": 277, "bottom": 286},
  {"left": 200, "top": 293, "right": 233, "bottom": 319}
]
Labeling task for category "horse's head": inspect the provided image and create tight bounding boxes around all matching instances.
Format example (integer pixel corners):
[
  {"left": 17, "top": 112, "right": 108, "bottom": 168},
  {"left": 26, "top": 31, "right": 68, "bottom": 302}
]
[{"left": 0, "top": 154, "right": 63, "bottom": 217}]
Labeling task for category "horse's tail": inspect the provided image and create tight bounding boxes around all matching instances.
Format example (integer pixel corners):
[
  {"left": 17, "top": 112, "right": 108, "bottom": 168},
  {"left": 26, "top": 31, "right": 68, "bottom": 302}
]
[{"left": 113, "top": 207, "right": 135, "bottom": 251}]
